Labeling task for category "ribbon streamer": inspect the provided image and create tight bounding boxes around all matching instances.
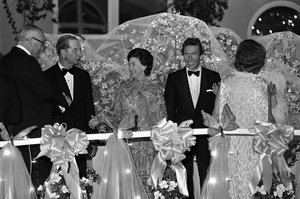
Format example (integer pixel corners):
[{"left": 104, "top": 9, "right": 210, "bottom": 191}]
[
  {"left": 36, "top": 123, "right": 89, "bottom": 199},
  {"left": 249, "top": 121, "right": 294, "bottom": 194},
  {"left": 149, "top": 118, "right": 196, "bottom": 196}
]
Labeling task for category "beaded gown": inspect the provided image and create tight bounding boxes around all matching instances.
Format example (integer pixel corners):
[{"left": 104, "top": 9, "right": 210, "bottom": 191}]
[
  {"left": 111, "top": 79, "right": 166, "bottom": 196},
  {"left": 202, "top": 71, "right": 269, "bottom": 199}
]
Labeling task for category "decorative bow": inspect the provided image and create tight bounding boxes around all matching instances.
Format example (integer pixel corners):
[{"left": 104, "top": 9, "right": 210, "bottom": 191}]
[
  {"left": 201, "top": 103, "right": 239, "bottom": 136},
  {"left": 249, "top": 121, "right": 294, "bottom": 194},
  {"left": 149, "top": 118, "right": 196, "bottom": 196},
  {"left": 36, "top": 123, "right": 89, "bottom": 199},
  {"left": 35, "top": 123, "right": 89, "bottom": 165}
]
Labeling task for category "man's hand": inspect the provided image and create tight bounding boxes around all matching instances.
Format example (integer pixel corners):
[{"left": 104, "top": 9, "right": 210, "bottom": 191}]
[
  {"left": 87, "top": 145, "right": 98, "bottom": 158},
  {"left": 63, "top": 92, "right": 72, "bottom": 107}
]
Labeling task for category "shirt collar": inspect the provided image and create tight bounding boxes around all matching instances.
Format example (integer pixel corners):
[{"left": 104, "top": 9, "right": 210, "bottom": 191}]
[
  {"left": 16, "top": 44, "right": 31, "bottom": 55},
  {"left": 58, "top": 62, "right": 65, "bottom": 70},
  {"left": 186, "top": 66, "right": 202, "bottom": 73}
]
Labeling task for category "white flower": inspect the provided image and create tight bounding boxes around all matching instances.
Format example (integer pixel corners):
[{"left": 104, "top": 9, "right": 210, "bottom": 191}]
[
  {"left": 51, "top": 173, "right": 62, "bottom": 183},
  {"left": 286, "top": 182, "right": 293, "bottom": 191},
  {"left": 81, "top": 177, "right": 89, "bottom": 183},
  {"left": 61, "top": 185, "right": 70, "bottom": 193},
  {"left": 154, "top": 191, "right": 162, "bottom": 199},
  {"left": 37, "top": 185, "right": 44, "bottom": 191},
  {"left": 274, "top": 184, "right": 286, "bottom": 198},
  {"left": 48, "top": 192, "right": 60, "bottom": 199},
  {"left": 159, "top": 180, "right": 168, "bottom": 189},
  {"left": 256, "top": 186, "right": 267, "bottom": 195},
  {"left": 168, "top": 181, "right": 177, "bottom": 191}
]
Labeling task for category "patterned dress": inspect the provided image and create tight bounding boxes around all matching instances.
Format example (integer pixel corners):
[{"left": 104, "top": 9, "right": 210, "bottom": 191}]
[
  {"left": 111, "top": 79, "right": 166, "bottom": 196},
  {"left": 218, "top": 71, "right": 269, "bottom": 199}
]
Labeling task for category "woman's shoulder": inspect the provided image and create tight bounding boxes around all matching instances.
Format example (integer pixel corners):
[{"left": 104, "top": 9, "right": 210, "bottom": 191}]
[
  {"left": 222, "top": 71, "right": 268, "bottom": 91},
  {"left": 141, "top": 80, "right": 164, "bottom": 91}
]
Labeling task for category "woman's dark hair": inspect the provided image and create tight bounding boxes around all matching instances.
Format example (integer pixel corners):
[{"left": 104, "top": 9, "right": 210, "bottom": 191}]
[
  {"left": 181, "top": 38, "right": 204, "bottom": 55},
  {"left": 234, "top": 39, "right": 266, "bottom": 74},
  {"left": 127, "top": 48, "right": 153, "bottom": 76}
]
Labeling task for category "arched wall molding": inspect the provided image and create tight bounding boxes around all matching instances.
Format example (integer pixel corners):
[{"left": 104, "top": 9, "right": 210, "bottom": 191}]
[
  {"left": 53, "top": 0, "right": 118, "bottom": 34},
  {"left": 247, "top": 1, "right": 300, "bottom": 39}
]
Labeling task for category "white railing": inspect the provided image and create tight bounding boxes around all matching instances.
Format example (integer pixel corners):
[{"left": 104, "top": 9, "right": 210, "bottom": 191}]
[{"left": 1, "top": 128, "right": 300, "bottom": 147}]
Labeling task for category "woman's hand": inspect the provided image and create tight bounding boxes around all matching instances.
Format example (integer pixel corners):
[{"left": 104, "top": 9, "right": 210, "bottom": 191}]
[{"left": 89, "top": 115, "right": 101, "bottom": 129}]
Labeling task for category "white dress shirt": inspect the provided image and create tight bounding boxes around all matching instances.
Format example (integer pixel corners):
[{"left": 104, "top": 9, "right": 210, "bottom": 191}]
[
  {"left": 186, "top": 67, "right": 201, "bottom": 108},
  {"left": 16, "top": 44, "right": 31, "bottom": 55},
  {"left": 58, "top": 62, "right": 74, "bottom": 99}
]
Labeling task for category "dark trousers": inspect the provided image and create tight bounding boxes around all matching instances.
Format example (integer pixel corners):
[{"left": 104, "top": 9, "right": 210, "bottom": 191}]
[
  {"left": 18, "top": 145, "right": 52, "bottom": 189},
  {"left": 182, "top": 136, "right": 210, "bottom": 199},
  {"left": 76, "top": 154, "right": 87, "bottom": 178}
]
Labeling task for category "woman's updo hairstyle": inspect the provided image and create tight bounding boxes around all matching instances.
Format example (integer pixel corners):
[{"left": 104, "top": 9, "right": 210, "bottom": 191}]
[
  {"left": 234, "top": 39, "right": 266, "bottom": 74},
  {"left": 127, "top": 48, "right": 153, "bottom": 76}
]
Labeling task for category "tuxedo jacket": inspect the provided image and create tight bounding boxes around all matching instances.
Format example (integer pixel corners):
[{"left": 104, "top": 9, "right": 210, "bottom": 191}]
[
  {"left": 164, "top": 67, "right": 221, "bottom": 128},
  {"left": 44, "top": 63, "right": 95, "bottom": 133},
  {"left": 0, "top": 75, "right": 21, "bottom": 128},
  {"left": 0, "top": 47, "right": 68, "bottom": 137}
]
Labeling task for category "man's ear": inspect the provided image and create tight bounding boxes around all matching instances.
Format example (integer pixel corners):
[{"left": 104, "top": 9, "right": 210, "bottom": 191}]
[{"left": 60, "top": 49, "right": 67, "bottom": 57}]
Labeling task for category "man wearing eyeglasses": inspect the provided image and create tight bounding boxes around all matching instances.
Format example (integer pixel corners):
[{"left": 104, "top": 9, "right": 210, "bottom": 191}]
[{"left": 0, "top": 24, "right": 70, "bottom": 189}]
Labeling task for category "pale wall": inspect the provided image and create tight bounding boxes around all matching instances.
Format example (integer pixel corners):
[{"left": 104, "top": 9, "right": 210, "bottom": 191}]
[{"left": 0, "top": 1, "right": 53, "bottom": 55}]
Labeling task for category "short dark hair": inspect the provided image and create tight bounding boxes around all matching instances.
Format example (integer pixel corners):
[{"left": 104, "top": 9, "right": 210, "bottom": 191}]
[
  {"left": 56, "top": 35, "right": 78, "bottom": 56},
  {"left": 181, "top": 38, "right": 204, "bottom": 55},
  {"left": 127, "top": 48, "right": 153, "bottom": 76},
  {"left": 234, "top": 39, "right": 266, "bottom": 74}
]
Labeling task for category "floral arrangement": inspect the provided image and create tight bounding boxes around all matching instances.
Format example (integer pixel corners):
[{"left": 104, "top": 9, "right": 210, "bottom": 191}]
[
  {"left": 150, "top": 118, "right": 196, "bottom": 199},
  {"left": 153, "top": 161, "right": 185, "bottom": 199},
  {"left": 261, "top": 32, "right": 300, "bottom": 127},
  {"left": 35, "top": 123, "right": 90, "bottom": 199},
  {"left": 37, "top": 168, "right": 102, "bottom": 199},
  {"left": 253, "top": 172, "right": 295, "bottom": 199},
  {"left": 250, "top": 122, "right": 296, "bottom": 199},
  {"left": 37, "top": 170, "right": 70, "bottom": 199}
]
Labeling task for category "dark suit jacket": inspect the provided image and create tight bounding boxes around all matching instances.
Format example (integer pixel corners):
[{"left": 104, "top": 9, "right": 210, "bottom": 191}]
[
  {"left": 0, "top": 47, "right": 68, "bottom": 137},
  {"left": 44, "top": 63, "right": 95, "bottom": 134},
  {"left": 164, "top": 67, "right": 221, "bottom": 128},
  {"left": 0, "top": 75, "right": 21, "bottom": 128}
]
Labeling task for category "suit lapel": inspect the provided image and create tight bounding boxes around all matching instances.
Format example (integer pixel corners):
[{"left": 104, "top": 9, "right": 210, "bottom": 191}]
[
  {"left": 181, "top": 68, "right": 195, "bottom": 112},
  {"left": 196, "top": 67, "right": 207, "bottom": 110},
  {"left": 53, "top": 64, "right": 72, "bottom": 99}
]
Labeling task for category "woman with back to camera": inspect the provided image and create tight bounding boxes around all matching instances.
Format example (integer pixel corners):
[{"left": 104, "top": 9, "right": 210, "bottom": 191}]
[{"left": 202, "top": 39, "right": 276, "bottom": 199}]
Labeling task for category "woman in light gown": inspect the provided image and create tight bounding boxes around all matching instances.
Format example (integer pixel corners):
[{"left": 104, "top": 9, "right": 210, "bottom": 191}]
[
  {"left": 112, "top": 48, "right": 166, "bottom": 195},
  {"left": 202, "top": 39, "right": 274, "bottom": 199},
  {"left": 91, "top": 48, "right": 166, "bottom": 198}
]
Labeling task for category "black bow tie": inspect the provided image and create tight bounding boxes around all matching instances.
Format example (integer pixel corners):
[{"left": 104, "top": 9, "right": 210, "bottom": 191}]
[
  {"left": 61, "top": 67, "right": 75, "bottom": 76},
  {"left": 188, "top": 70, "right": 200, "bottom": 77}
]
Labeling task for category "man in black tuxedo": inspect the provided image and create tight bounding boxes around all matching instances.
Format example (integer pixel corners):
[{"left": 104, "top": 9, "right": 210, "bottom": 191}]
[
  {"left": 0, "top": 24, "right": 70, "bottom": 188},
  {"left": 0, "top": 75, "right": 21, "bottom": 130},
  {"left": 164, "top": 38, "right": 221, "bottom": 199},
  {"left": 44, "top": 35, "right": 97, "bottom": 178}
]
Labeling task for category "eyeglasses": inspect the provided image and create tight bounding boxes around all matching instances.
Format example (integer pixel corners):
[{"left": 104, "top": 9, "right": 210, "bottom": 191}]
[{"left": 31, "top": 37, "right": 45, "bottom": 46}]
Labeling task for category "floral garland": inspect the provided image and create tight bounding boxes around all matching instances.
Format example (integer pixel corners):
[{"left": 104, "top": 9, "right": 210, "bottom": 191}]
[{"left": 215, "top": 32, "right": 238, "bottom": 60}]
